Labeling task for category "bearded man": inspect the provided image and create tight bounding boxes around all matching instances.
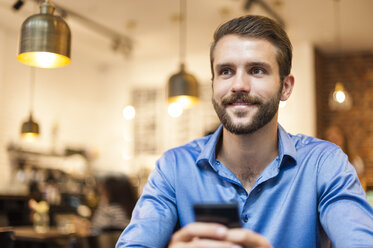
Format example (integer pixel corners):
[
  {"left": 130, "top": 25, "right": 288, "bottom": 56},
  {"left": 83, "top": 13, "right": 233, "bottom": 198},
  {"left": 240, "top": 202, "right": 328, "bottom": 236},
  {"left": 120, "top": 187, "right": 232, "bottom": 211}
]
[{"left": 117, "top": 15, "right": 373, "bottom": 248}]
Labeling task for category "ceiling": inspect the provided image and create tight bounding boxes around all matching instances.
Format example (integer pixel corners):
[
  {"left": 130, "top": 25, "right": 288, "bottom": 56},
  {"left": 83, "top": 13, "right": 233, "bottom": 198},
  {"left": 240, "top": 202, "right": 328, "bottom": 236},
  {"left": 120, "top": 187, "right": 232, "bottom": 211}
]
[{"left": 0, "top": 0, "right": 373, "bottom": 63}]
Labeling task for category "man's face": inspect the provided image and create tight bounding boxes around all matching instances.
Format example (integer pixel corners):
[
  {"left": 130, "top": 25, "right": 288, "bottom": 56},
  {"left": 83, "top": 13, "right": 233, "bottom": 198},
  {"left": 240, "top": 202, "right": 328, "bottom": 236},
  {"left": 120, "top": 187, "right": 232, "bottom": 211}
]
[{"left": 211, "top": 35, "right": 283, "bottom": 135}]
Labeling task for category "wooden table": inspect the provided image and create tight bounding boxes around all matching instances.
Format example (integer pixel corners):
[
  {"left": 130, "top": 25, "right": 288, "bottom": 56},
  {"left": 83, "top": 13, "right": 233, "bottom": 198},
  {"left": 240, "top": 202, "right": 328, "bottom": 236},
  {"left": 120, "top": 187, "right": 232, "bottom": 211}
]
[{"left": 12, "top": 226, "right": 77, "bottom": 248}]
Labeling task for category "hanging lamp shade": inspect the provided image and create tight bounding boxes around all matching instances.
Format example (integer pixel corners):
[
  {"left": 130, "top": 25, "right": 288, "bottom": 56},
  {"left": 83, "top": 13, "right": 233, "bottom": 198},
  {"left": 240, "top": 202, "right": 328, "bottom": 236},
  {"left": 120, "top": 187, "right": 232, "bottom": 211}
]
[
  {"left": 17, "top": 0, "right": 71, "bottom": 68},
  {"left": 168, "top": 63, "right": 199, "bottom": 109},
  {"left": 328, "top": 1, "right": 352, "bottom": 111},
  {"left": 167, "top": 0, "right": 198, "bottom": 110},
  {"left": 21, "top": 113, "right": 40, "bottom": 140}
]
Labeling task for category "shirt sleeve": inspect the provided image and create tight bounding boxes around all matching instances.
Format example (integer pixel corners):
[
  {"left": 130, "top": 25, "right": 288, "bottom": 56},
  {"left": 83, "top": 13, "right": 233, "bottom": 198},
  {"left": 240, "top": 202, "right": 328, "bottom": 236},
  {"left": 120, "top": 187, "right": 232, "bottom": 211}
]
[
  {"left": 116, "top": 152, "right": 178, "bottom": 248},
  {"left": 317, "top": 147, "right": 373, "bottom": 247}
]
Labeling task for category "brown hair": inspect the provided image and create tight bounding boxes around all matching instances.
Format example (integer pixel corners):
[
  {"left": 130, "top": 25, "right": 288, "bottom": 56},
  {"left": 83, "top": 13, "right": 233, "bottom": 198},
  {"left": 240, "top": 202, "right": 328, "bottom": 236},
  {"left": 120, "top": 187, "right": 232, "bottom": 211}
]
[{"left": 210, "top": 15, "right": 292, "bottom": 81}]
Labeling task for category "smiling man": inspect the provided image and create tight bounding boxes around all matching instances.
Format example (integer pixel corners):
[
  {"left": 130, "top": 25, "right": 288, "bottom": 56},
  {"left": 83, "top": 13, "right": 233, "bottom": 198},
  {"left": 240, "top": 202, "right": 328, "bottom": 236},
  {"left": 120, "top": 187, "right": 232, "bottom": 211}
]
[
  {"left": 116, "top": 15, "right": 373, "bottom": 248},
  {"left": 210, "top": 33, "right": 293, "bottom": 194}
]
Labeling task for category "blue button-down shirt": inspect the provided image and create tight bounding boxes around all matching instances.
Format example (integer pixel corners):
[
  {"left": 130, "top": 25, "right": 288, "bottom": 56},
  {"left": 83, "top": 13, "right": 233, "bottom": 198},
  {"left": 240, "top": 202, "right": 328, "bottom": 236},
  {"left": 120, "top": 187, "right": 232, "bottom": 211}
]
[{"left": 117, "top": 125, "right": 373, "bottom": 248}]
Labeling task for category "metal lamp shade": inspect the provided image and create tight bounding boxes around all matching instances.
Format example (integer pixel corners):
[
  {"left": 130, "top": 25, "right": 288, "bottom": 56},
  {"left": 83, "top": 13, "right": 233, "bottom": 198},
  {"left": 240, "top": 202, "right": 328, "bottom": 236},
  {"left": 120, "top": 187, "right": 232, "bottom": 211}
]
[
  {"left": 168, "top": 65, "right": 199, "bottom": 109},
  {"left": 21, "top": 114, "right": 40, "bottom": 140},
  {"left": 17, "top": 1, "right": 71, "bottom": 68}
]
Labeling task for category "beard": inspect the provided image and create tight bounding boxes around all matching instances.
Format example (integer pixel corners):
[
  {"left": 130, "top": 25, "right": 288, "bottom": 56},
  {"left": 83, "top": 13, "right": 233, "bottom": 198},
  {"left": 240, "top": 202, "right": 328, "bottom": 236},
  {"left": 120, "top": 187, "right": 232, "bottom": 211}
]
[{"left": 212, "top": 90, "right": 281, "bottom": 135}]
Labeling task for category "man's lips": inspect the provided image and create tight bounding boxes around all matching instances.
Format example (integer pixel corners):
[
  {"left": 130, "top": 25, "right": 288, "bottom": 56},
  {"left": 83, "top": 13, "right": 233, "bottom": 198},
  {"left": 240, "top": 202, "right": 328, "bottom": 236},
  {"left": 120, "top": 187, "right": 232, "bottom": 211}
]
[
  {"left": 226, "top": 100, "right": 257, "bottom": 107},
  {"left": 228, "top": 103, "right": 254, "bottom": 110},
  {"left": 231, "top": 100, "right": 251, "bottom": 105}
]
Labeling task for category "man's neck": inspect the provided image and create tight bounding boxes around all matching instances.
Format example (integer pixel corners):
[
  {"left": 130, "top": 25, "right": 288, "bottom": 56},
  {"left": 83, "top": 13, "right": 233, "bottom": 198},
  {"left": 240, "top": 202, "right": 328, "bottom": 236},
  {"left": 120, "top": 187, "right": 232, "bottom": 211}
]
[{"left": 216, "top": 120, "right": 279, "bottom": 192}]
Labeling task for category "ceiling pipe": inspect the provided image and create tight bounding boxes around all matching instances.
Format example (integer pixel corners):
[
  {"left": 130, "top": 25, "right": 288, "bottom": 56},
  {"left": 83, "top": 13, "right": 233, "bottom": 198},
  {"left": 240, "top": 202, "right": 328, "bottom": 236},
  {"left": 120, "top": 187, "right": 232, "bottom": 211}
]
[{"left": 30, "top": 0, "right": 133, "bottom": 57}]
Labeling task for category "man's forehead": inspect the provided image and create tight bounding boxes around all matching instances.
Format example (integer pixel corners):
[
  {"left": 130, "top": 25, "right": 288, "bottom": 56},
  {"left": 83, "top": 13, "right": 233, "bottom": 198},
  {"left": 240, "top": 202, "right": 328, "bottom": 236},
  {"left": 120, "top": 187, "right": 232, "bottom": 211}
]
[
  {"left": 213, "top": 35, "right": 278, "bottom": 65},
  {"left": 215, "top": 34, "right": 276, "bottom": 51}
]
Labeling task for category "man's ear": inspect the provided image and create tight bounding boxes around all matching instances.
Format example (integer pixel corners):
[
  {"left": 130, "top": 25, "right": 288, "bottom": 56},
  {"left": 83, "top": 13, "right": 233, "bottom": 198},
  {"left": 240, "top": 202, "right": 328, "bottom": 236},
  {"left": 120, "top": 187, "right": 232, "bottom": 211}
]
[{"left": 281, "top": 74, "right": 294, "bottom": 101}]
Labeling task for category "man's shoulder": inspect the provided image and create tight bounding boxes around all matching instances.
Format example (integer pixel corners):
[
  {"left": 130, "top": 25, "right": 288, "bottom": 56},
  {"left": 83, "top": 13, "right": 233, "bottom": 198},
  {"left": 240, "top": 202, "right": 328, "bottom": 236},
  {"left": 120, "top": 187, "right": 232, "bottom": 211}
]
[
  {"left": 153, "top": 135, "right": 213, "bottom": 177},
  {"left": 284, "top": 132, "right": 347, "bottom": 172},
  {"left": 161, "top": 135, "right": 211, "bottom": 161},
  {"left": 289, "top": 132, "right": 340, "bottom": 153}
]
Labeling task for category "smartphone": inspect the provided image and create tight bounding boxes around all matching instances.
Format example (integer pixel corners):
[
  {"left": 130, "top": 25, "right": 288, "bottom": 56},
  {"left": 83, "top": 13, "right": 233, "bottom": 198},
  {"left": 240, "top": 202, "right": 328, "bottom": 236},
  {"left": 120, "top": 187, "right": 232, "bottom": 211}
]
[{"left": 193, "top": 203, "right": 241, "bottom": 228}]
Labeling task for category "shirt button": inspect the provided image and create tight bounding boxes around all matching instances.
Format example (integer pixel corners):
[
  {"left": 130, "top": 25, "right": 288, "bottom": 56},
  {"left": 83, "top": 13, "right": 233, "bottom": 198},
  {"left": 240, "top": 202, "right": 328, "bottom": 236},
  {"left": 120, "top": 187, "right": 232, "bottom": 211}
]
[{"left": 242, "top": 215, "right": 248, "bottom": 223}]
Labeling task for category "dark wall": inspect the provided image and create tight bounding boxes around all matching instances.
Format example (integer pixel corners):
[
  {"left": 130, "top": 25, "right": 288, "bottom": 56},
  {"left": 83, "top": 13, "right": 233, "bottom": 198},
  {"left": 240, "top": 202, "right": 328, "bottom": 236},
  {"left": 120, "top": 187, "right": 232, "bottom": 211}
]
[{"left": 315, "top": 50, "right": 373, "bottom": 188}]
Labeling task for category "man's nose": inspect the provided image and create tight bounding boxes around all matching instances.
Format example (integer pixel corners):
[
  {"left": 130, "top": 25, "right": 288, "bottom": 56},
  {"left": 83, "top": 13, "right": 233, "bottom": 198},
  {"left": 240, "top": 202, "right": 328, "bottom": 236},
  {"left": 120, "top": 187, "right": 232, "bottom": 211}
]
[{"left": 231, "top": 72, "right": 251, "bottom": 93}]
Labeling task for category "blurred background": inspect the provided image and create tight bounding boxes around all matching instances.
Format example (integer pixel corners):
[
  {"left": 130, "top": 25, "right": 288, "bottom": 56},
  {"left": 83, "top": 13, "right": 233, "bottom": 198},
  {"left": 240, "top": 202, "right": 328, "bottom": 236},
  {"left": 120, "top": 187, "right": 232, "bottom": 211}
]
[{"left": 0, "top": 0, "right": 372, "bottom": 245}]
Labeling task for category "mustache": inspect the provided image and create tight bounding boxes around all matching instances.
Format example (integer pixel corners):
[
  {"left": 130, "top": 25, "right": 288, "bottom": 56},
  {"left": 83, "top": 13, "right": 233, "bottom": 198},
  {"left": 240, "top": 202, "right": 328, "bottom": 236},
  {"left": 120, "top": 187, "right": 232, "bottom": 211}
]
[{"left": 221, "top": 93, "right": 262, "bottom": 106}]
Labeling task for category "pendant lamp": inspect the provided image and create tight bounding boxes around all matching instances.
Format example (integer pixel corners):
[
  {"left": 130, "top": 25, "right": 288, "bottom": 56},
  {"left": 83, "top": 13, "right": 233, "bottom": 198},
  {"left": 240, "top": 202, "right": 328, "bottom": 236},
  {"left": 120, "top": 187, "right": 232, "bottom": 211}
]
[
  {"left": 328, "top": 0, "right": 352, "bottom": 111},
  {"left": 167, "top": 0, "right": 199, "bottom": 109},
  {"left": 21, "top": 68, "right": 40, "bottom": 140},
  {"left": 17, "top": 0, "right": 71, "bottom": 68},
  {"left": 21, "top": 113, "right": 40, "bottom": 140},
  {"left": 328, "top": 82, "right": 352, "bottom": 111}
]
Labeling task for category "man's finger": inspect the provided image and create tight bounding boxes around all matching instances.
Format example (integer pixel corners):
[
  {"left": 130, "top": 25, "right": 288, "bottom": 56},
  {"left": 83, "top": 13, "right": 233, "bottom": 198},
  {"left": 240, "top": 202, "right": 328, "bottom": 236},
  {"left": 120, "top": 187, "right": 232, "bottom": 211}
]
[
  {"left": 190, "top": 238, "right": 243, "bottom": 248},
  {"left": 225, "top": 228, "right": 273, "bottom": 248},
  {"left": 170, "top": 222, "right": 228, "bottom": 243}
]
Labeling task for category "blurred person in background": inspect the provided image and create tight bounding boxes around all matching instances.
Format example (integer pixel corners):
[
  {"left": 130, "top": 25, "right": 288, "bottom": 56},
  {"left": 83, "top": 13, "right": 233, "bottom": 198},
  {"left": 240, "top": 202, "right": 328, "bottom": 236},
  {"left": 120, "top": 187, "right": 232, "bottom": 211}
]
[{"left": 75, "top": 175, "right": 138, "bottom": 236}]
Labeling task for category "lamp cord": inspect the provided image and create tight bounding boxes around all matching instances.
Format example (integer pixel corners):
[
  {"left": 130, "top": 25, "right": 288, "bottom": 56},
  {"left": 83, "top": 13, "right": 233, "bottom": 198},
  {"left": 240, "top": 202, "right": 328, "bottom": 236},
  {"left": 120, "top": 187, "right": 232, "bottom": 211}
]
[
  {"left": 334, "top": 0, "right": 343, "bottom": 83},
  {"left": 29, "top": 67, "right": 35, "bottom": 115},
  {"left": 179, "top": 0, "right": 187, "bottom": 67},
  {"left": 334, "top": 0, "right": 341, "bottom": 55}
]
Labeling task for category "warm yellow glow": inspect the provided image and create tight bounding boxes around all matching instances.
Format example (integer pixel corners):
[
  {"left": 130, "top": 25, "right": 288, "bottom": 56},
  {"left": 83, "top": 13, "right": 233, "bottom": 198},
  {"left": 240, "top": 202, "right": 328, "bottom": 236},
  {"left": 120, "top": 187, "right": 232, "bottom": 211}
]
[
  {"left": 335, "top": 91, "right": 346, "bottom": 103},
  {"left": 332, "top": 82, "right": 347, "bottom": 103},
  {"left": 329, "top": 82, "right": 352, "bottom": 110},
  {"left": 168, "top": 102, "right": 183, "bottom": 118},
  {"left": 168, "top": 95, "right": 198, "bottom": 109},
  {"left": 18, "top": 51, "right": 70, "bottom": 68},
  {"left": 122, "top": 105, "right": 136, "bottom": 120},
  {"left": 21, "top": 132, "right": 38, "bottom": 142}
]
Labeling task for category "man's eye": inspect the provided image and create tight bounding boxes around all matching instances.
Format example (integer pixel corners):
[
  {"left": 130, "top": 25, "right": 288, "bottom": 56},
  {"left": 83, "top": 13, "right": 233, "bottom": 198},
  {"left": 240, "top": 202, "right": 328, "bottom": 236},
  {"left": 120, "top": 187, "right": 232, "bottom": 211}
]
[
  {"left": 219, "top": 68, "right": 232, "bottom": 75},
  {"left": 251, "top": 67, "right": 265, "bottom": 75}
]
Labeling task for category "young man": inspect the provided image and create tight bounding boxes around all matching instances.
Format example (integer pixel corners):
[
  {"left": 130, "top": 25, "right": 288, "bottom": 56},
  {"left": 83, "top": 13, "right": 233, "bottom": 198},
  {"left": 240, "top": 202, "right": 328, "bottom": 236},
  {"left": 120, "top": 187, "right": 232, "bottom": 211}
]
[{"left": 116, "top": 15, "right": 373, "bottom": 248}]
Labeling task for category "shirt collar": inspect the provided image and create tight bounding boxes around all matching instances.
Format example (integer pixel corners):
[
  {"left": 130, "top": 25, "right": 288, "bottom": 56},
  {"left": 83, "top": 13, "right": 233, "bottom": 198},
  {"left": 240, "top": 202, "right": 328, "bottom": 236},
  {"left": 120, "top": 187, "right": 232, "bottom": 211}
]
[
  {"left": 277, "top": 124, "right": 297, "bottom": 168},
  {"left": 196, "top": 124, "right": 297, "bottom": 168},
  {"left": 196, "top": 125, "right": 223, "bottom": 169}
]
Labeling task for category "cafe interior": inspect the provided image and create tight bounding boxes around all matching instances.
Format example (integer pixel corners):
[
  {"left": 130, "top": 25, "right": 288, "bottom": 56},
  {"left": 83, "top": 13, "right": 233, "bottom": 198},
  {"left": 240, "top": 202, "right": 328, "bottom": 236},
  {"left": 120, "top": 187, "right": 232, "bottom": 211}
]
[{"left": 0, "top": 0, "right": 372, "bottom": 247}]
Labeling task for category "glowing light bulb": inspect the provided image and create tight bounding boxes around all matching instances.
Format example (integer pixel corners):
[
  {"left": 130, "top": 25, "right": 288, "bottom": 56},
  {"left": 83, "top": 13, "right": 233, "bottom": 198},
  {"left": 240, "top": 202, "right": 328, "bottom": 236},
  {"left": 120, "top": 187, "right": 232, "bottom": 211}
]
[
  {"left": 122, "top": 105, "right": 136, "bottom": 120},
  {"left": 335, "top": 91, "right": 346, "bottom": 103},
  {"left": 35, "top": 52, "right": 58, "bottom": 68},
  {"left": 22, "top": 132, "right": 38, "bottom": 142},
  {"left": 168, "top": 102, "right": 183, "bottom": 118}
]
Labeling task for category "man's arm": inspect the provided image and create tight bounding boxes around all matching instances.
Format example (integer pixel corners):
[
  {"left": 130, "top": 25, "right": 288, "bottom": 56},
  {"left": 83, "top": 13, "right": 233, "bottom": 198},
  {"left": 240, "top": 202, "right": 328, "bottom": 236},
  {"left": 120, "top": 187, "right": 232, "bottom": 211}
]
[
  {"left": 317, "top": 148, "right": 373, "bottom": 247},
  {"left": 116, "top": 153, "right": 178, "bottom": 247}
]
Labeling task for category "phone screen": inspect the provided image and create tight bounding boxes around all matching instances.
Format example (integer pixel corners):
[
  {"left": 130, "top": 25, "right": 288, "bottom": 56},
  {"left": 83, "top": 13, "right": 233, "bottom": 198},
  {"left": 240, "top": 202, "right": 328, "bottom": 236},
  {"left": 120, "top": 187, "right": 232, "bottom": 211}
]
[{"left": 193, "top": 203, "right": 241, "bottom": 228}]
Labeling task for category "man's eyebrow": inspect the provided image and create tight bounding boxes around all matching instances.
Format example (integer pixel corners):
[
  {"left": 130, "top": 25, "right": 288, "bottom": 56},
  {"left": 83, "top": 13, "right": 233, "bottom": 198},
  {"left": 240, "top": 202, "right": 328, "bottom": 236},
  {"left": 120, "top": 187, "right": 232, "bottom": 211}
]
[
  {"left": 247, "top": 62, "right": 271, "bottom": 69},
  {"left": 214, "top": 62, "right": 273, "bottom": 72},
  {"left": 214, "top": 63, "right": 234, "bottom": 69},
  {"left": 215, "top": 62, "right": 272, "bottom": 68}
]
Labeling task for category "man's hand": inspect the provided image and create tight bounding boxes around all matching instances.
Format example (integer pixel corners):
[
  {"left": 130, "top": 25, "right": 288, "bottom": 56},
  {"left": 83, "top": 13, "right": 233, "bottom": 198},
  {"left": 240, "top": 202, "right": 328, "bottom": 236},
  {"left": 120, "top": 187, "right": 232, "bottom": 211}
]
[
  {"left": 225, "top": 228, "right": 273, "bottom": 248},
  {"left": 169, "top": 223, "right": 272, "bottom": 248}
]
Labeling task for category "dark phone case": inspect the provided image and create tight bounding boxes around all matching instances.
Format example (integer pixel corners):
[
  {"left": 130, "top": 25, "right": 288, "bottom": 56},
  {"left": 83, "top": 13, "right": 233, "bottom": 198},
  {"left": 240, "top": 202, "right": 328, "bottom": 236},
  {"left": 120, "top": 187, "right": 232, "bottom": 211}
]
[{"left": 193, "top": 203, "right": 241, "bottom": 228}]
